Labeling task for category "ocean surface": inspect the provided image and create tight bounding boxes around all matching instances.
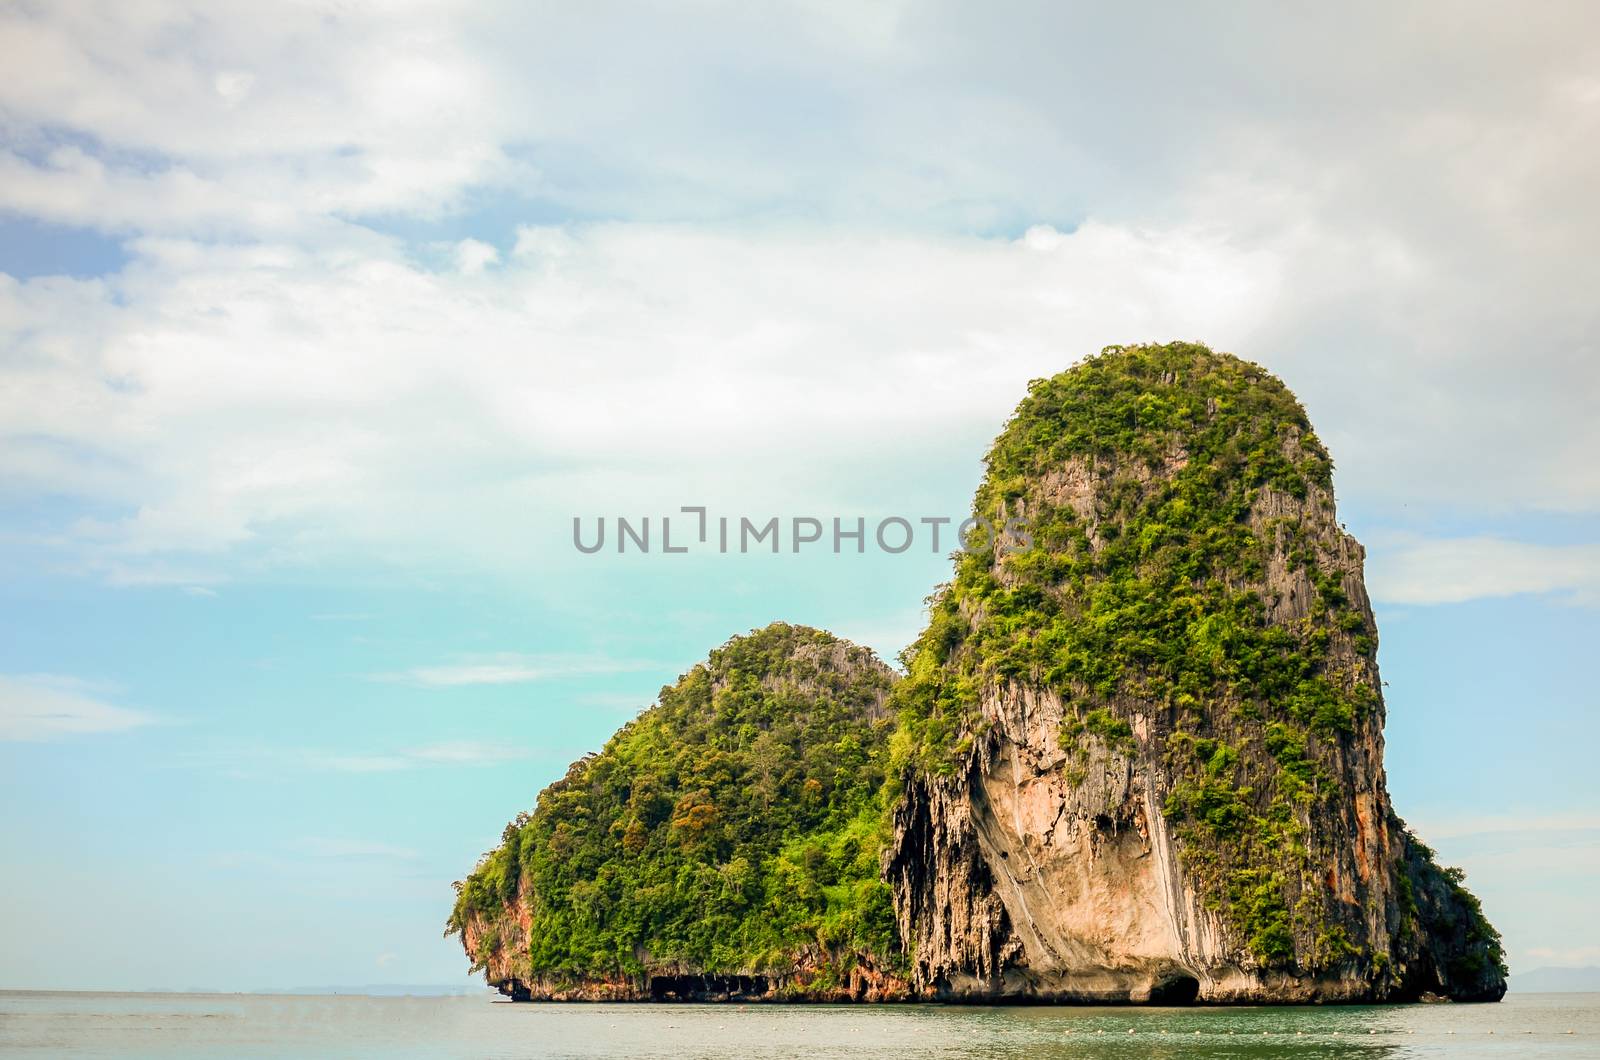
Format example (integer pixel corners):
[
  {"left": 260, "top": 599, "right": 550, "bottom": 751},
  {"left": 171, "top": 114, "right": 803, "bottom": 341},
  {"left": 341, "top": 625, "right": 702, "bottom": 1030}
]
[{"left": 2, "top": 990, "right": 1597, "bottom": 1058}]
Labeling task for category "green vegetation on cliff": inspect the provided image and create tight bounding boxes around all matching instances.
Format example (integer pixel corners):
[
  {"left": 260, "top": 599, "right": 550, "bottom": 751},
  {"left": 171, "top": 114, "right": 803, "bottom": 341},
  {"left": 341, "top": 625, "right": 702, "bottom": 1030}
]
[
  {"left": 448, "top": 623, "right": 900, "bottom": 990},
  {"left": 894, "top": 342, "right": 1354, "bottom": 759},
  {"left": 892, "top": 341, "right": 1500, "bottom": 976}
]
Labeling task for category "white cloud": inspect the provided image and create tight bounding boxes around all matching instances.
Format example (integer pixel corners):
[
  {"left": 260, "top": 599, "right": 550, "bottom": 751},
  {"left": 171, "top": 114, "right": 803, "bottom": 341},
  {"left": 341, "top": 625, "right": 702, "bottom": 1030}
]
[
  {"left": 0, "top": 1, "right": 1594, "bottom": 245},
  {"left": 0, "top": 1, "right": 1597, "bottom": 599},
  {"left": 0, "top": 674, "right": 153, "bottom": 741},
  {"left": 184, "top": 740, "right": 534, "bottom": 776},
  {"left": 1524, "top": 945, "right": 1600, "bottom": 968},
  {"left": 0, "top": 2, "right": 527, "bottom": 237},
  {"left": 294, "top": 752, "right": 416, "bottom": 774},
  {"left": 377, "top": 653, "right": 656, "bottom": 687},
  {"left": 289, "top": 838, "right": 420, "bottom": 860},
  {"left": 4, "top": 214, "right": 1597, "bottom": 599},
  {"left": 453, "top": 238, "right": 498, "bottom": 275},
  {"left": 1413, "top": 822, "right": 1600, "bottom": 872},
  {"left": 0, "top": 220, "right": 1278, "bottom": 585},
  {"left": 403, "top": 741, "right": 530, "bottom": 766},
  {"left": 1368, "top": 536, "right": 1600, "bottom": 605},
  {"left": 1409, "top": 813, "right": 1600, "bottom": 842},
  {"left": 391, "top": 662, "right": 549, "bottom": 687},
  {"left": 300, "top": 741, "right": 529, "bottom": 773}
]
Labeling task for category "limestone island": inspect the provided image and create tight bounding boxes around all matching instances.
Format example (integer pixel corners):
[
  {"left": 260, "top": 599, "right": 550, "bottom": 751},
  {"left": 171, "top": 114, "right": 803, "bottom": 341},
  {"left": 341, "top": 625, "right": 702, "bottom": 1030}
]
[{"left": 448, "top": 342, "right": 1506, "bottom": 1004}]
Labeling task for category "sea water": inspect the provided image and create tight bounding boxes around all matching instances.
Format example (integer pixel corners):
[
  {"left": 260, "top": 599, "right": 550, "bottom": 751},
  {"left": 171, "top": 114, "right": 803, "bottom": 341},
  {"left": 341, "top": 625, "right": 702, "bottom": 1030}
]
[{"left": 2, "top": 990, "right": 1596, "bottom": 1058}]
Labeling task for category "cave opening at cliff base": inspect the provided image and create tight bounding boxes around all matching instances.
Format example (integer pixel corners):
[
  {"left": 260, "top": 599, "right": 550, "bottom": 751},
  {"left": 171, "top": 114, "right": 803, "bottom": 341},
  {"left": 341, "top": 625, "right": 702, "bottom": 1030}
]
[
  {"left": 648, "top": 974, "right": 771, "bottom": 1002},
  {"left": 1148, "top": 973, "right": 1202, "bottom": 1005}
]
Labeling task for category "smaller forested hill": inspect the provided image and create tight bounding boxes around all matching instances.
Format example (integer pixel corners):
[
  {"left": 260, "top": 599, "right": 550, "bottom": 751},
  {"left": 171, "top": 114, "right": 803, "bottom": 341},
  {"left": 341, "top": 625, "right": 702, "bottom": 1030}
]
[{"left": 447, "top": 622, "right": 906, "bottom": 1001}]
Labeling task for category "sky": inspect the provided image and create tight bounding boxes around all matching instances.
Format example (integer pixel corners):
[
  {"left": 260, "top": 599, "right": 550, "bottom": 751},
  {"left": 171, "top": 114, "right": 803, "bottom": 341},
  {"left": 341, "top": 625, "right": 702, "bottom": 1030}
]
[{"left": 1, "top": 0, "right": 1598, "bottom": 990}]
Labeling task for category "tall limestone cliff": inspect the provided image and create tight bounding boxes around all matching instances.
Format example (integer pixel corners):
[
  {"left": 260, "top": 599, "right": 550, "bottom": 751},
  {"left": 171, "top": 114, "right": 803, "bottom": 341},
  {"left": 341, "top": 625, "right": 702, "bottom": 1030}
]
[
  {"left": 886, "top": 342, "right": 1505, "bottom": 1002},
  {"left": 447, "top": 623, "right": 910, "bottom": 1001}
]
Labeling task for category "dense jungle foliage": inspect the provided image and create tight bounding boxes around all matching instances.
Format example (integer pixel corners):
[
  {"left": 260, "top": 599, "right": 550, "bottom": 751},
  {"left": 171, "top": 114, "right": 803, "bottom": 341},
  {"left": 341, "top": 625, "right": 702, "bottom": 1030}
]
[{"left": 448, "top": 623, "right": 901, "bottom": 988}]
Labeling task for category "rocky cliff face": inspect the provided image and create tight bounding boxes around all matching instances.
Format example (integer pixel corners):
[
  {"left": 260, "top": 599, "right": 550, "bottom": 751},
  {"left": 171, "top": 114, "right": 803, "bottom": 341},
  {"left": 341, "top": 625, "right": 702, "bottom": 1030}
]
[{"left": 886, "top": 342, "right": 1505, "bottom": 1002}]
